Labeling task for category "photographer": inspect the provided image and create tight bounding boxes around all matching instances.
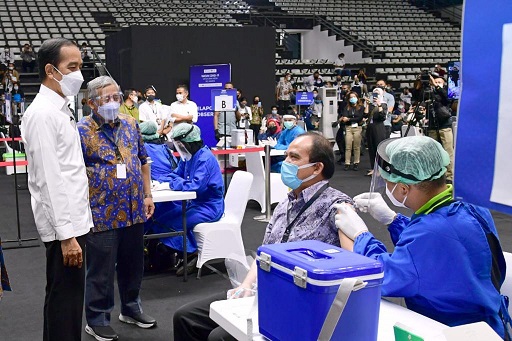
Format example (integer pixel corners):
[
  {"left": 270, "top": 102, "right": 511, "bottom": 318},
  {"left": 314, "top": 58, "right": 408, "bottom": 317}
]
[{"left": 424, "top": 75, "right": 454, "bottom": 183}]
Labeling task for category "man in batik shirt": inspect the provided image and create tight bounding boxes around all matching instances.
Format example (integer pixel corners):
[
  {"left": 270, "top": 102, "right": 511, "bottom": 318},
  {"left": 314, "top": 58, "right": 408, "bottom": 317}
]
[{"left": 78, "top": 76, "right": 156, "bottom": 341}]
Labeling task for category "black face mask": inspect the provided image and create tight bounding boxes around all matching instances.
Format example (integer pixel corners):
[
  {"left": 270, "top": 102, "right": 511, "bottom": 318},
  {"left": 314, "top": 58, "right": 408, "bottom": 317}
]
[
  {"left": 146, "top": 95, "right": 155, "bottom": 102},
  {"left": 187, "top": 140, "right": 204, "bottom": 155},
  {"left": 267, "top": 126, "right": 277, "bottom": 134}
]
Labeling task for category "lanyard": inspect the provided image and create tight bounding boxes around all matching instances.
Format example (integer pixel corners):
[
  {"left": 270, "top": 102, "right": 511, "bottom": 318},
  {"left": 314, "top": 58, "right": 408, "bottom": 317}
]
[
  {"left": 281, "top": 183, "right": 329, "bottom": 243},
  {"left": 100, "top": 124, "right": 124, "bottom": 163}
]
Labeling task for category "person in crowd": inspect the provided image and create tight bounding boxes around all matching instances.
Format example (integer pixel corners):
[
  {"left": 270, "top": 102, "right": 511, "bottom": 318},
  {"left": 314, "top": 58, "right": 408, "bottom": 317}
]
[
  {"left": 237, "top": 97, "right": 252, "bottom": 129},
  {"left": 11, "top": 82, "right": 24, "bottom": 99},
  {"left": 340, "top": 91, "right": 364, "bottom": 171},
  {"left": 276, "top": 72, "right": 294, "bottom": 115},
  {"left": 139, "top": 121, "right": 176, "bottom": 182},
  {"left": 20, "top": 43, "right": 37, "bottom": 73},
  {"left": 411, "top": 78, "right": 424, "bottom": 104},
  {"left": 145, "top": 123, "right": 224, "bottom": 276},
  {"left": 0, "top": 47, "right": 15, "bottom": 68},
  {"left": 425, "top": 75, "right": 454, "bottom": 183},
  {"left": 78, "top": 76, "right": 157, "bottom": 341},
  {"left": 357, "top": 68, "right": 368, "bottom": 85},
  {"left": 80, "top": 42, "right": 92, "bottom": 61},
  {"left": 335, "top": 82, "right": 350, "bottom": 114},
  {"left": 334, "top": 53, "right": 351, "bottom": 80},
  {"left": 0, "top": 237, "right": 11, "bottom": 301},
  {"left": 304, "top": 71, "right": 324, "bottom": 92},
  {"left": 81, "top": 97, "right": 92, "bottom": 116},
  {"left": 364, "top": 88, "right": 387, "bottom": 176},
  {"left": 167, "top": 84, "right": 198, "bottom": 126},
  {"left": 434, "top": 64, "right": 446, "bottom": 78},
  {"left": 258, "top": 117, "right": 281, "bottom": 141},
  {"left": 376, "top": 79, "right": 396, "bottom": 139},
  {"left": 264, "top": 114, "right": 306, "bottom": 173},
  {"left": 336, "top": 136, "right": 509, "bottom": 339},
  {"left": 119, "top": 88, "right": 140, "bottom": 122},
  {"left": 20, "top": 37, "right": 93, "bottom": 341},
  {"left": 2, "top": 62, "right": 20, "bottom": 91},
  {"left": 249, "top": 95, "right": 263, "bottom": 145},
  {"left": 173, "top": 132, "right": 353, "bottom": 341},
  {"left": 139, "top": 85, "right": 164, "bottom": 123},
  {"left": 400, "top": 87, "right": 412, "bottom": 105},
  {"left": 214, "top": 82, "right": 241, "bottom": 143},
  {"left": 391, "top": 101, "right": 407, "bottom": 133},
  {"left": 350, "top": 75, "right": 363, "bottom": 97}
]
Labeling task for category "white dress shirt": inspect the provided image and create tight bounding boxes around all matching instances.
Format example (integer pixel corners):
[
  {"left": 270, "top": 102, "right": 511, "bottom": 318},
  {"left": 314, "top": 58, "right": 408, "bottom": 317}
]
[
  {"left": 138, "top": 100, "right": 164, "bottom": 123},
  {"left": 167, "top": 99, "right": 198, "bottom": 123},
  {"left": 20, "top": 85, "right": 93, "bottom": 242}
]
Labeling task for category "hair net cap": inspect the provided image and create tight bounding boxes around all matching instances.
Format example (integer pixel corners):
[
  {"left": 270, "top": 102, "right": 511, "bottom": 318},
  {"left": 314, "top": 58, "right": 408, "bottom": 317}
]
[
  {"left": 379, "top": 136, "right": 450, "bottom": 184},
  {"left": 171, "top": 123, "right": 201, "bottom": 143},
  {"left": 139, "top": 121, "right": 160, "bottom": 142}
]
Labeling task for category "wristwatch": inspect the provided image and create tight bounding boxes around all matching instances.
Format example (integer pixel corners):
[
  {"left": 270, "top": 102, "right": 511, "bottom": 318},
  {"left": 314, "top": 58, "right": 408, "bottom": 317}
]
[{"left": 144, "top": 193, "right": 153, "bottom": 199}]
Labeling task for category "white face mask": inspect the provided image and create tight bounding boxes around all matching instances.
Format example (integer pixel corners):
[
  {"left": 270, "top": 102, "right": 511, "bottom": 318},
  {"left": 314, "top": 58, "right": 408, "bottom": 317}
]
[
  {"left": 131, "top": 95, "right": 138, "bottom": 103},
  {"left": 53, "top": 66, "right": 84, "bottom": 96},
  {"left": 97, "top": 101, "right": 120, "bottom": 122},
  {"left": 176, "top": 94, "right": 185, "bottom": 102},
  {"left": 271, "top": 110, "right": 278, "bottom": 115},
  {"left": 385, "top": 183, "right": 408, "bottom": 208}
]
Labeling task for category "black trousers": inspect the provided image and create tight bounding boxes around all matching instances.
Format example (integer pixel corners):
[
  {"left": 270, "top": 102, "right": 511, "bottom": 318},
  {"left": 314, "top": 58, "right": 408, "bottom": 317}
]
[
  {"left": 43, "top": 234, "right": 87, "bottom": 341},
  {"left": 366, "top": 123, "right": 386, "bottom": 169},
  {"left": 173, "top": 291, "right": 236, "bottom": 341},
  {"left": 278, "top": 99, "right": 290, "bottom": 116}
]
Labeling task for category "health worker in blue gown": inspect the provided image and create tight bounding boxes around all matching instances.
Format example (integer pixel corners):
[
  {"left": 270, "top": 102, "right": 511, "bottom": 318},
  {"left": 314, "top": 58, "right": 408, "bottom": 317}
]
[
  {"left": 145, "top": 123, "right": 224, "bottom": 258},
  {"left": 335, "top": 136, "right": 510, "bottom": 339}
]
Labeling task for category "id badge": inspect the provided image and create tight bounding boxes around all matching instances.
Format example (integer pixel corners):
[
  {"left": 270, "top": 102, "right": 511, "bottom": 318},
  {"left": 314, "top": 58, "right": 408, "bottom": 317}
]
[
  {"left": 351, "top": 123, "right": 358, "bottom": 128},
  {"left": 116, "top": 164, "right": 127, "bottom": 179}
]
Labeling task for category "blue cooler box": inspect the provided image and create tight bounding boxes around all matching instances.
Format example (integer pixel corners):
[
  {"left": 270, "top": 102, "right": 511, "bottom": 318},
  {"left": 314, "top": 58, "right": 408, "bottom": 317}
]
[{"left": 257, "top": 240, "right": 383, "bottom": 341}]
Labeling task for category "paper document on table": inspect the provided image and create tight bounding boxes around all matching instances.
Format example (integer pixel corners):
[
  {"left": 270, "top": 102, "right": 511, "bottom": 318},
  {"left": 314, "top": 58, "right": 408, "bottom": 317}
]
[
  {"left": 151, "top": 181, "right": 170, "bottom": 191},
  {"left": 491, "top": 23, "right": 512, "bottom": 206},
  {"left": 442, "top": 322, "right": 502, "bottom": 341}
]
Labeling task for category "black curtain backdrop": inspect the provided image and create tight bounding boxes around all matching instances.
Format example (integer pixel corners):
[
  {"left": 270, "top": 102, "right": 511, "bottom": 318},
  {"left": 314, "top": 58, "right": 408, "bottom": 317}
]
[{"left": 106, "top": 25, "right": 276, "bottom": 113}]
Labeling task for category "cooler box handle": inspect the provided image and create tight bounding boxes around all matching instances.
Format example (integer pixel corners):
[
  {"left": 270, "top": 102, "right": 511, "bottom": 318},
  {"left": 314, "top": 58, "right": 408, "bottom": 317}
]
[{"left": 317, "top": 278, "right": 367, "bottom": 341}]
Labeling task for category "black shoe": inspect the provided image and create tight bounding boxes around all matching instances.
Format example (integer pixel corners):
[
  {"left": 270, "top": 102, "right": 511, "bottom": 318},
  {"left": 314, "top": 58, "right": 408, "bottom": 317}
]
[
  {"left": 176, "top": 257, "right": 198, "bottom": 277},
  {"left": 344, "top": 164, "right": 350, "bottom": 171},
  {"left": 85, "top": 325, "right": 119, "bottom": 341},
  {"left": 119, "top": 312, "right": 157, "bottom": 329},
  {"left": 353, "top": 164, "right": 359, "bottom": 171}
]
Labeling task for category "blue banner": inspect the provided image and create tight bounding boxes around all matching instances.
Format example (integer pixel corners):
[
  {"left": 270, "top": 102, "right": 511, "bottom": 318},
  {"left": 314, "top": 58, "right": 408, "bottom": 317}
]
[
  {"left": 454, "top": 1, "right": 512, "bottom": 214},
  {"left": 190, "top": 64, "right": 231, "bottom": 147},
  {"left": 295, "top": 91, "right": 314, "bottom": 106}
]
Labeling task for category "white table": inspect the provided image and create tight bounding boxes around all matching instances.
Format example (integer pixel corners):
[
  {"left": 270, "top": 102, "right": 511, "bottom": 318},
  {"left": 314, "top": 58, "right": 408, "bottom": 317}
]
[
  {"left": 146, "top": 189, "right": 196, "bottom": 281},
  {"left": 210, "top": 297, "right": 448, "bottom": 341}
]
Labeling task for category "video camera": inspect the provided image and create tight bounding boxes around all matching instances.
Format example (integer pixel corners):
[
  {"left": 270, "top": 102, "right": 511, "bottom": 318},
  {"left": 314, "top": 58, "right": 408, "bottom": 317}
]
[{"left": 420, "top": 69, "right": 440, "bottom": 87}]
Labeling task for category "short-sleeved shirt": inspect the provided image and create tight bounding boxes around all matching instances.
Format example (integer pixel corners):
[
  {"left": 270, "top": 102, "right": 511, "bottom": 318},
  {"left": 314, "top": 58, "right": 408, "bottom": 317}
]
[
  {"left": 167, "top": 99, "right": 198, "bottom": 124},
  {"left": 276, "top": 79, "right": 294, "bottom": 101},
  {"left": 77, "top": 113, "right": 148, "bottom": 232},
  {"left": 263, "top": 180, "right": 353, "bottom": 246}
]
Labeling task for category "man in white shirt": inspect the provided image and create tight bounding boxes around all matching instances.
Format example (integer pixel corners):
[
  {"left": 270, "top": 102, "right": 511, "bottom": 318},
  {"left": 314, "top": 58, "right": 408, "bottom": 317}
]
[
  {"left": 159, "top": 84, "right": 198, "bottom": 136},
  {"left": 20, "top": 37, "right": 93, "bottom": 341},
  {"left": 138, "top": 85, "right": 164, "bottom": 123}
]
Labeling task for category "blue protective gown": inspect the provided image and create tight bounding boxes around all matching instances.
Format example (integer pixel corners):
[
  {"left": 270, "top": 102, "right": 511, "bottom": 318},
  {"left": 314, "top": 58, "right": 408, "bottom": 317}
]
[
  {"left": 145, "top": 146, "right": 224, "bottom": 253},
  {"left": 271, "top": 125, "right": 306, "bottom": 172},
  {"left": 144, "top": 142, "right": 176, "bottom": 183},
  {"left": 353, "top": 201, "right": 507, "bottom": 338}
]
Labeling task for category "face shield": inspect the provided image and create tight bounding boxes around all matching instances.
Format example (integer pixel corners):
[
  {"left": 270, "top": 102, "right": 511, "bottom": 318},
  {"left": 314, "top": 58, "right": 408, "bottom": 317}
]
[
  {"left": 171, "top": 124, "right": 195, "bottom": 161},
  {"left": 172, "top": 140, "right": 192, "bottom": 161}
]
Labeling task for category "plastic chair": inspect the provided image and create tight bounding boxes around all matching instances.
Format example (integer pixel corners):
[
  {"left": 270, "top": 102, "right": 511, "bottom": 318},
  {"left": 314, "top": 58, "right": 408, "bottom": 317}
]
[
  {"left": 194, "top": 171, "right": 253, "bottom": 278},
  {"left": 245, "top": 151, "right": 289, "bottom": 213},
  {"left": 502, "top": 252, "right": 512, "bottom": 316}
]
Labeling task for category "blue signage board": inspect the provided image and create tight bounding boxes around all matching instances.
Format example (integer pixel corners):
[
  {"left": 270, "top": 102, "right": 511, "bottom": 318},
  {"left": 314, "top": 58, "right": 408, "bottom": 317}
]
[
  {"left": 295, "top": 91, "right": 313, "bottom": 105},
  {"left": 454, "top": 1, "right": 512, "bottom": 214},
  {"left": 189, "top": 64, "right": 231, "bottom": 147}
]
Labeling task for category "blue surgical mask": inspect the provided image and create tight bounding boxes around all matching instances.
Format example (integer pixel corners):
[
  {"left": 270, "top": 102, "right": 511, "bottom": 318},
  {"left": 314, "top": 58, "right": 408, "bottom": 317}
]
[
  {"left": 281, "top": 161, "right": 317, "bottom": 190},
  {"left": 283, "top": 121, "right": 295, "bottom": 129},
  {"left": 349, "top": 97, "right": 357, "bottom": 104}
]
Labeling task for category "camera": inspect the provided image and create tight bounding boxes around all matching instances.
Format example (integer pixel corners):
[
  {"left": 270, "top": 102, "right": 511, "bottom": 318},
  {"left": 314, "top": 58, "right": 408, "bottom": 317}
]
[{"left": 420, "top": 70, "right": 431, "bottom": 85}]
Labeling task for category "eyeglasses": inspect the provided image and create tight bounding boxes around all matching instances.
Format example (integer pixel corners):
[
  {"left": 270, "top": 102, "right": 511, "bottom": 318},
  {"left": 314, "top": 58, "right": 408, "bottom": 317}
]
[{"left": 95, "top": 92, "right": 123, "bottom": 103}]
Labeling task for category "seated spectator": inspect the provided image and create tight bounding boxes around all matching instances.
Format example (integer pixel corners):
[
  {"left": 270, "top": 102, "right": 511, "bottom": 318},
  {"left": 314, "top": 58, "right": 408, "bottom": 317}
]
[
  {"left": 81, "top": 98, "right": 92, "bottom": 116},
  {"left": 400, "top": 87, "right": 412, "bottom": 105},
  {"left": 260, "top": 105, "right": 281, "bottom": 130},
  {"left": 20, "top": 44, "right": 37, "bottom": 73},
  {"left": 334, "top": 53, "right": 351, "bottom": 80},
  {"left": 80, "top": 42, "right": 92, "bottom": 61},
  {"left": 144, "top": 123, "right": 224, "bottom": 276},
  {"left": 258, "top": 118, "right": 281, "bottom": 141},
  {"left": 139, "top": 121, "right": 177, "bottom": 182},
  {"left": 0, "top": 47, "right": 15, "bottom": 69},
  {"left": 119, "top": 88, "right": 140, "bottom": 121},
  {"left": 434, "top": 64, "right": 446, "bottom": 78},
  {"left": 350, "top": 75, "right": 363, "bottom": 97},
  {"left": 391, "top": 101, "right": 407, "bottom": 132},
  {"left": 173, "top": 132, "right": 353, "bottom": 341}
]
